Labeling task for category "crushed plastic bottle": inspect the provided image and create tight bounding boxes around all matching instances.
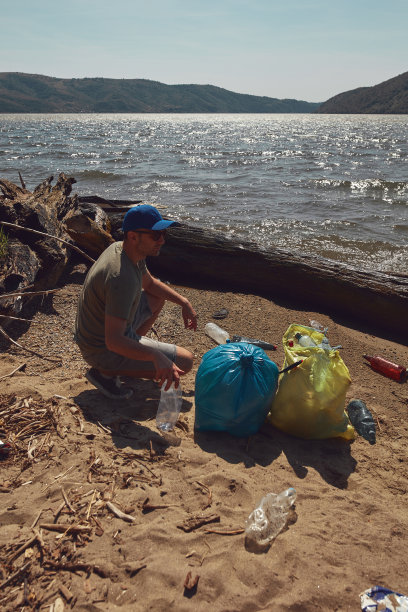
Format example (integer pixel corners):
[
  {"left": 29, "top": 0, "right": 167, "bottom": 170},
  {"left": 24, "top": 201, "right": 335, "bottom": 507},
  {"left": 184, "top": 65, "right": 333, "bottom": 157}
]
[
  {"left": 295, "top": 331, "right": 342, "bottom": 351},
  {"left": 204, "top": 322, "right": 230, "bottom": 344},
  {"left": 245, "top": 487, "right": 296, "bottom": 551},
  {"left": 156, "top": 383, "right": 182, "bottom": 432},
  {"left": 309, "top": 319, "right": 329, "bottom": 333},
  {"left": 346, "top": 399, "right": 376, "bottom": 445}
]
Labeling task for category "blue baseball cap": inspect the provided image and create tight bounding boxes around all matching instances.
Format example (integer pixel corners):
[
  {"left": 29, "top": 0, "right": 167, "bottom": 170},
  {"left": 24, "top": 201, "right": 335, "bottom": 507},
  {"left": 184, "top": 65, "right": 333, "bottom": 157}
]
[{"left": 122, "top": 204, "right": 180, "bottom": 233}]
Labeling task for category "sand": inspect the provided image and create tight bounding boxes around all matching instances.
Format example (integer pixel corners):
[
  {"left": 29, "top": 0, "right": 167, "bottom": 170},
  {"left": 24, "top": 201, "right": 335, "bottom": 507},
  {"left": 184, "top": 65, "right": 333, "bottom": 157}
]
[{"left": 0, "top": 261, "right": 407, "bottom": 611}]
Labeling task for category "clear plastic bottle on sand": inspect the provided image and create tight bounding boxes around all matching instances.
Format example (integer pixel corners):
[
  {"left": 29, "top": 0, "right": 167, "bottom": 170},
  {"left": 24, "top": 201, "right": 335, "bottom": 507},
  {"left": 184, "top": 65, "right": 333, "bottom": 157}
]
[
  {"left": 204, "top": 322, "right": 230, "bottom": 344},
  {"left": 156, "top": 383, "right": 182, "bottom": 432},
  {"left": 245, "top": 487, "right": 296, "bottom": 550}
]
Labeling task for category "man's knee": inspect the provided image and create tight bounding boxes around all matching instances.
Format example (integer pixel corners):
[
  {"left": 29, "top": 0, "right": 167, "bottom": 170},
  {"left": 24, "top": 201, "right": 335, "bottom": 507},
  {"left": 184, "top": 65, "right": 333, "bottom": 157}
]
[{"left": 175, "top": 347, "right": 194, "bottom": 374}]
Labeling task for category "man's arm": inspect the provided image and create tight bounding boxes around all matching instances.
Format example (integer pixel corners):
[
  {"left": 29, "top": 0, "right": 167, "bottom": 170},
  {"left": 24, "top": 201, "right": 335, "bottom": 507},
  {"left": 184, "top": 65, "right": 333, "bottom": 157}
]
[
  {"left": 142, "top": 270, "right": 198, "bottom": 331},
  {"left": 105, "top": 314, "right": 183, "bottom": 388}
]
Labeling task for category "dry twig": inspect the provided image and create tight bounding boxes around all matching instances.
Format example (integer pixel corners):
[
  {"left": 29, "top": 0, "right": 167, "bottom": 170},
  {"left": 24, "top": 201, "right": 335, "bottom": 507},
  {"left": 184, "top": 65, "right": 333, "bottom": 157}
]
[
  {"left": 141, "top": 497, "right": 170, "bottom": 513},
  {"left": 195, "top": 480, "right": 213, "bottom": 509},
  {"left": 43, "top": 561, "right": 109, "bottom": 578},
  {"left": 6, "top": 535, "right": 39, "bottom": 564},
  {"left": 0, "top": 325, "right": 61, "bottom": 362},
  {"left": 0, "top": 562, "right": 32, "bottom": 590},
  {"left": 204, "top": 528, "right": 245, "bottom": 535},
  {"left": 61, "top": 487, "right": 75, "bottom": 513},
  {"left": 106, "top": 501, "right": 135, "bottom": 523},
  {"left": 39, "top": 523, "right": 91, "bottom": 535},
  {"left": 0, "top": 363, "right": 26, "bottom": 381},
  {"left": 0, "top": 288, "right": 61, "bottom": 300},
  {"left": 177, "top": 513, "right": 220, "bottom": 533}
]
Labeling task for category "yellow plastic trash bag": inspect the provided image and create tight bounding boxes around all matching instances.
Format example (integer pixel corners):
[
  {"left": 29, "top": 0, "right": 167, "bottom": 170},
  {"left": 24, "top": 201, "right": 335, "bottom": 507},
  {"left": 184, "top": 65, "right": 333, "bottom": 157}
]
[{"left": 267, "top": 324, "right": 356, "bottom": 440}]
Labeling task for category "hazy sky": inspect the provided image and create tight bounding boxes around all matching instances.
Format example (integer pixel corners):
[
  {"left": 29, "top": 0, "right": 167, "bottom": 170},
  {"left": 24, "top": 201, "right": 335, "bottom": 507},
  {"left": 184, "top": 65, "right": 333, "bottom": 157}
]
[{"left": 1, "top": 0, "right": 406, "bottom": 102}]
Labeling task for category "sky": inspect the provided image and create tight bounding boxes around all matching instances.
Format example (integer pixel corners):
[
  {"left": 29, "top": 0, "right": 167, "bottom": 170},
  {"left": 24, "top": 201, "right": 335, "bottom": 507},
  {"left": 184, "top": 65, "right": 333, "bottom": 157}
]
[{"left": 1, "top": 0, "right": 407, "bottom": 102}]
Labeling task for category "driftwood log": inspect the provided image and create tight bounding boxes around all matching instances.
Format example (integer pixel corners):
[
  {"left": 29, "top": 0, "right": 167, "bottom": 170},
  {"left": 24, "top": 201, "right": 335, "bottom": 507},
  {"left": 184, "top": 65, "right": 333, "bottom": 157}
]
[
  {"left": 145, "top": 224, "right": 408, "bottom": 343},
  {"left": 1, "top": 178, "right": 407, "bottom": 343},
  {"left": 0, "top": 175, "right": 110, "bottom": 318}
]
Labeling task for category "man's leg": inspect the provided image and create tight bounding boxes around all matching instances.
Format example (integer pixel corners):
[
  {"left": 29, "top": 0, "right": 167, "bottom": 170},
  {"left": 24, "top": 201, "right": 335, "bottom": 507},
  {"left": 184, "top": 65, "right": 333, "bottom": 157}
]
[
  {"left": 85, "top": 291, "right": 193, "bottom": 397},
  {"left": 131, "top": 290, "right": 194, "bottom": 374},
  {"left": 101, "top": 344, "right": 193, "bottom": 379},
  {"left": 135, "top": 291, "right": 165, "bottom": 337}
]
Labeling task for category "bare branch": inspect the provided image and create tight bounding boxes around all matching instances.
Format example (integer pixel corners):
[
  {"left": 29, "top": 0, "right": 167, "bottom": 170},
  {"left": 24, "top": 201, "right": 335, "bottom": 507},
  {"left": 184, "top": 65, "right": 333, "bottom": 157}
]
[
  {"left": 0, "top": 288, "right": 60, "bottom": 300},
  {"left": 18, "top": 172, "right": 26, "bottom": 189},
  {"left": 0, "top": 325, "right": 61, "bottom": 362},
  {"left": 0, "top": 362, "right": 26, "bottom": 381}
]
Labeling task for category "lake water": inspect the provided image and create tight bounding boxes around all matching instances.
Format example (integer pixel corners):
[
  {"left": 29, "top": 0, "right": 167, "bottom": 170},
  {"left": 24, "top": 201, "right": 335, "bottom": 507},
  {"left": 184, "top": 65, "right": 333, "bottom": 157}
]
[{"left": 1, "top": 113, "right": 407, "bottom": 274}]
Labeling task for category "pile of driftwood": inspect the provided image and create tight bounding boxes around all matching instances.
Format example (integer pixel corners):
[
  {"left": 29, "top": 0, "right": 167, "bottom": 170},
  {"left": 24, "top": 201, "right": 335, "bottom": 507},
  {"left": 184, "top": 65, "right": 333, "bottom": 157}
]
[
  {"left": 1, "top": 173, "right": 407, "bottom": 341},
  {"left": 0, "top": 174, "right": 115, "bottom": 320}
]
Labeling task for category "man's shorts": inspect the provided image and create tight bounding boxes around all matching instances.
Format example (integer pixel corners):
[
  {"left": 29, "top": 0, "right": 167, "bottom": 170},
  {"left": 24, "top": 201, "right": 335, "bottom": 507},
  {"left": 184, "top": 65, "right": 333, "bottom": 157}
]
[{"left": 79, "top": 292, "right": 177, "bottom": 374}]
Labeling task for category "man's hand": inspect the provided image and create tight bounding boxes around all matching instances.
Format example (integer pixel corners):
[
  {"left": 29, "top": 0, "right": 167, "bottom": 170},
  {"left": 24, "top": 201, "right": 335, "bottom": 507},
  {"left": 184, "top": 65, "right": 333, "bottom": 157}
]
[
  {"left": 181, "top": 301, "right": 198, "bottom": 331},
  {"left": 153, "top": 351, "right": 185, "bottom": 390}
]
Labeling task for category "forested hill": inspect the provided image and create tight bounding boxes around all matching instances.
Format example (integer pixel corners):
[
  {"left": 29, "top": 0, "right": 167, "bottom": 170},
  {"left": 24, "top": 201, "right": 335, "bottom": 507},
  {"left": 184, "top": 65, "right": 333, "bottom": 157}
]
[
  {"left": 0, "top": 73, "right": 320, "bottom": 113},
  {"left": 317, "top": 71, "right": 408, "bottom": 114}
]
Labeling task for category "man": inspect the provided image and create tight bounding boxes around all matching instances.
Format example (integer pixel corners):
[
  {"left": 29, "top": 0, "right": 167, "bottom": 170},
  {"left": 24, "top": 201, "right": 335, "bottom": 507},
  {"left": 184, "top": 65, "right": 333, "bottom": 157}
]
[{"left": 74, "top": 204, "right": 197, "bottom": 399}]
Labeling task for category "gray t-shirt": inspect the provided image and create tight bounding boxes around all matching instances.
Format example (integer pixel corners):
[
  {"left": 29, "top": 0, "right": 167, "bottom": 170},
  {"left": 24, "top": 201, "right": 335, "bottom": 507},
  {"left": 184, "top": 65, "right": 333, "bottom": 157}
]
[{"left": 75, "top": 241, "right": 147, "bottom": 354}]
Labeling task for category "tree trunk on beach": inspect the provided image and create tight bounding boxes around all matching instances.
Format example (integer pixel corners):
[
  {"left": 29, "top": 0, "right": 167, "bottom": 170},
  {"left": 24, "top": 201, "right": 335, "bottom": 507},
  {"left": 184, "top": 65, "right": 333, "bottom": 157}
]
[
  {"left": 1, "top": 182, "right": 407, "bottom": 342},
  {"left": 0, "top": 174, "right": 104, "bottom": 318},
  {"left": 145, "top": 224, "right": 408, "bottom": 342}
]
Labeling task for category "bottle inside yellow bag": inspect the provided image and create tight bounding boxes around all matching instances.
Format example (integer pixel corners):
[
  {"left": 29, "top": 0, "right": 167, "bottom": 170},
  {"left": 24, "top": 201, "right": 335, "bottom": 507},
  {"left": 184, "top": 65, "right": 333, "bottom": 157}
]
[{"left": 267, "top": 324, "right": 356, "bottom": 440}]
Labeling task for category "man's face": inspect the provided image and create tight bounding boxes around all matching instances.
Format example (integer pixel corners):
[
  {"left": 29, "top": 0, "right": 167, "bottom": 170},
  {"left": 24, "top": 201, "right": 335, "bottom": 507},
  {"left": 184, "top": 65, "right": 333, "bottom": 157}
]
[{"left": 130, "top": 229, "right": 166, "bottom": 256}]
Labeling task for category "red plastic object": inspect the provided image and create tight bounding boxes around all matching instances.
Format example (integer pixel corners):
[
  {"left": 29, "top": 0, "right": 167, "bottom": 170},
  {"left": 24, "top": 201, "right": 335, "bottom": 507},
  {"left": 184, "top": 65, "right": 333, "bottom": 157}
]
[{"left": 363, "top": 354, "right": 407, "bottom": 382}]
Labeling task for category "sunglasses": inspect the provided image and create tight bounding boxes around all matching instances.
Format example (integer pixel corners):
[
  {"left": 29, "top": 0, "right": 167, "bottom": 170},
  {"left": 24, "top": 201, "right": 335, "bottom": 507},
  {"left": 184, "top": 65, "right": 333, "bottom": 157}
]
[{"left": 133, "top": 230, "right": 167, "bottom": 242}]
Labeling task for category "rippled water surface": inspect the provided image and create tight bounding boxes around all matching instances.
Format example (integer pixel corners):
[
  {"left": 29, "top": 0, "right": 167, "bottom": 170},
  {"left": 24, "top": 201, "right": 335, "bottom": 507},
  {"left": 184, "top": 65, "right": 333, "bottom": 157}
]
[{"left": 1, "top": 113, "right": 407, "bottom": 273}]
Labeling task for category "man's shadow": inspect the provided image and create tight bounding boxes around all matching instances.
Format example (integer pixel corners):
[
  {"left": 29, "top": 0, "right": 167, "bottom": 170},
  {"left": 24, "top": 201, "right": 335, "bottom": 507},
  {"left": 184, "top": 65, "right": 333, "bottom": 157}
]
[
  {"left": 194, "top": 422, "right": 357, "bottom": 489},
  {"left": 73, "top": 378, "right": 193, "bottom": 453}
]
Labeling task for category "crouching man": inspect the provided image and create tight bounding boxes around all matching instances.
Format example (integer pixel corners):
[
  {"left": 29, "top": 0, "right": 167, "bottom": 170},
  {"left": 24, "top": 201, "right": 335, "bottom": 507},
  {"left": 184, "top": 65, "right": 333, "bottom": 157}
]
[{"left": 74, "top": 204, "right": 197, "bottom": 399}]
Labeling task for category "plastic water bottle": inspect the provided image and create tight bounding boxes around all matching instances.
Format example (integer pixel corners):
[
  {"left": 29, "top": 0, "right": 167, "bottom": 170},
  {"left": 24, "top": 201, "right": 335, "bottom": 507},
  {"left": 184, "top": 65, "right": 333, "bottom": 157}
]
[
  {"left": 295, "top": 332, "right": 341, "bottom": 351},
  {"left": 204, "top": 322, "right": 230, "bottom": 344},
  {"left": 245, "top": 487, "right": 296, "bottom": 551},
  {"left": 346, "top": 399, "right": 376, "bottom": 445},
  {"left": 295, "top": 332, "right": 316, "bottom": 348},
  {"left": 156, "top": 383, "right": 182, "bottom": 432}
]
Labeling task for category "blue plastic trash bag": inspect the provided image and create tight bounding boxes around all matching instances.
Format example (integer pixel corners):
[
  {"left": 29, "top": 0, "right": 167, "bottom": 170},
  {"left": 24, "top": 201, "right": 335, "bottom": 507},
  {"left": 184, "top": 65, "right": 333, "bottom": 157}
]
[
  {"left": 360, "top": 586, "right": 408, "bottom": 612},
  {"left": 195, "top": 342, "right": 279, "bottom": 437}
]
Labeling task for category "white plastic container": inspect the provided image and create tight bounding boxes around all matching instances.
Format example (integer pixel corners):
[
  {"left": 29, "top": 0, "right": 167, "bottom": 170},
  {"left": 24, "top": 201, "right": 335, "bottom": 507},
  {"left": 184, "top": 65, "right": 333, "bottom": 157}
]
[
  {"left": 204, "top": 322, "right": 230, "bottom": 344},
  {"left": 245, "top": 487, "right": 296, "bottom": 550},
  {"left": 156, "top": 383, "right": 182, "bottom": 432},
  {"left": 295, "top": 332, "right": 316, "bottom": 348}
]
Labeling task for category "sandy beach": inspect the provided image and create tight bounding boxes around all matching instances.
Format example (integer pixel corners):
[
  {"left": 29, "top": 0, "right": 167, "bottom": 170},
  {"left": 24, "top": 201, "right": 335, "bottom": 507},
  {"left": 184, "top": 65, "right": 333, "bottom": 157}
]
[{"left": 0, "top": 260, "right": 407, "bottom": 611}]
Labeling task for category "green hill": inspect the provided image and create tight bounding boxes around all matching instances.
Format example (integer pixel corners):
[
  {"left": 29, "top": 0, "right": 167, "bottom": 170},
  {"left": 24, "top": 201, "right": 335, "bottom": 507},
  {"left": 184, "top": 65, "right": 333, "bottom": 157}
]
[
  {"left": 317, "top": 71, "right": 408, "bottom": 114},
  {"left": 0, "top": 73, "right": 319, "bottom": 113}
]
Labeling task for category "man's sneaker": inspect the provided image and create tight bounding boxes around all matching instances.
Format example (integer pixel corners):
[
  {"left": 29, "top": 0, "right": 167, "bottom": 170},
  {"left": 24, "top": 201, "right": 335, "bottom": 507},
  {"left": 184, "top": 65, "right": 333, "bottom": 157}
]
[{"left": 85, "top": 368, "right": 133, "bottom": 400}]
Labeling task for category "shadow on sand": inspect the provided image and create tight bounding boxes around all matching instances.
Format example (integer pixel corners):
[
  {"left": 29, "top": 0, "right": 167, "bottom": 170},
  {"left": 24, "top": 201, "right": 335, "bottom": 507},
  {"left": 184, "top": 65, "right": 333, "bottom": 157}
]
[
  {"left": 73, "top": 378, "right": 193, "bottom": 453},
  {"left": 194, "top": 423, "right": 357, "bottom": 490}
]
